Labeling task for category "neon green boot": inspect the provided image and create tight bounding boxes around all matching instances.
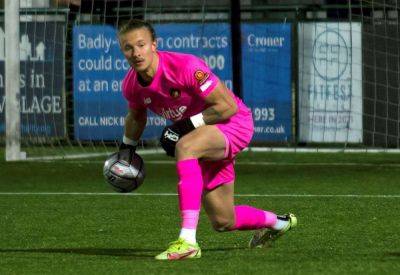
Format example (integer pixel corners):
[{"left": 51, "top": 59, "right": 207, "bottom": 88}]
[
  {"left": 155, "top": 238, "right": 201, "bottom": 260},
  {"left": 249, "top": 213, "right": 297, "bottom": 248}
]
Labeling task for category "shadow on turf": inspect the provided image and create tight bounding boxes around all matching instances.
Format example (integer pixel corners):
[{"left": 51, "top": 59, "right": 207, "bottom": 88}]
[
  {"left": 0, "top": 248, "right": 157, "bottom": 258},
  {"left": 0, "top": 247, "right": 245, "bottom": 258},
  {"left": 384, "top": 252, "right": 400, "bottom": 257}
]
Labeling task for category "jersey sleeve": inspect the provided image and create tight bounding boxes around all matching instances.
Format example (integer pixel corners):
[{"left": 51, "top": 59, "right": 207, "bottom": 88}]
[
  {"left": 183, "top": 56, "right": 219, "bottom": 98},
  {"left": 122, "top": 70, "right": 145, "bottom": 110}
]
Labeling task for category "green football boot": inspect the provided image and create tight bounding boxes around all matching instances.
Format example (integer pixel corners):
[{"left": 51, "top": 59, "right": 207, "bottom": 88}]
[
  {"left": 249, "top": 213, "right": 297, "bottom": 248},
  {"left": 155, "top": 238, "right": 201, "bottom": 260}
]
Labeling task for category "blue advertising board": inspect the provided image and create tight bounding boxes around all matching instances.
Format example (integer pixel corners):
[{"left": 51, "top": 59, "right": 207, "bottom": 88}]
[
  {"left": 73, "top": 25, "right": 131, "bottom": 140},
  {"left": 155, "top": 23, "right": 232, "bottom": 90},
  {"left": 242, "top": 23, "right": 292, "bottom": 142},
  {"left": 73, "top": 23, "right": 232, "bottom": 141}
]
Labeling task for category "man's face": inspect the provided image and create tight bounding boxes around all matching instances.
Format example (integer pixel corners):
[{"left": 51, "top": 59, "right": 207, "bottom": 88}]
[{"left": 119, "top": 27, "right": 157, "bottom": 72}]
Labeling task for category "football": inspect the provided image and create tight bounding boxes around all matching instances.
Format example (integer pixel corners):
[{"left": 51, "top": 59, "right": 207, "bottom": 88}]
[{"left": 103, "top": 151, "right": 145, "bottom": 193}]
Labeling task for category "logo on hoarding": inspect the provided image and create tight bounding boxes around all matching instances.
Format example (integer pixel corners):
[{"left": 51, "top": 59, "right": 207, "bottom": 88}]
[
  {"left": 0, "top": 27, "right": 46, "bottom": 61},
  {"left": 312, "top": 29, "right": 348, "bottom": 81},
  {"left": 247, "top": 34, "right": 285, "bottom": 49}
]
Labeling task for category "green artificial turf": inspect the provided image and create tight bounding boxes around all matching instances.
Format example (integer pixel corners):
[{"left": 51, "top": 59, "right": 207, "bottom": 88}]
[{"left": 0, "top": 152, "right": 399, "bottom": 274}]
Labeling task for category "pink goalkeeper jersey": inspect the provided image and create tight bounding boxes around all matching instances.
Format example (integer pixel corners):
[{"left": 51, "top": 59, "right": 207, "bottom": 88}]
[{"left": 122, "top": 50, "right": 247, "bottom": 122}]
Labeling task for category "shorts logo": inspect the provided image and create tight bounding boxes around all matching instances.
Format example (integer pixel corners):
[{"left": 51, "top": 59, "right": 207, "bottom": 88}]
[
  {"left": 164, "top": 128, "right": 179, "bottom": 142},
  {"left": 194, "top": 70, "right": 209, "bottom": 85},
  {"left": 169, "top": 88, "right": 181, "bottom": 99}
]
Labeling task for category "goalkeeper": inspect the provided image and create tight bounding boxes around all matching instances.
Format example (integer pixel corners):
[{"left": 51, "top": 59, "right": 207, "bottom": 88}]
[{"left": 118, "top": 19, "right": 297, "bottom": 261}]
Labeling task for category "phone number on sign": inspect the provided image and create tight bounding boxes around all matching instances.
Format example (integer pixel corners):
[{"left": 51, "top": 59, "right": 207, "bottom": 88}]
[
  {"left": 252, "top": 107, "right": 275, "bottom": 121},
  {"left": 202, "top": 55, "right": 225, "bottom": 70}
]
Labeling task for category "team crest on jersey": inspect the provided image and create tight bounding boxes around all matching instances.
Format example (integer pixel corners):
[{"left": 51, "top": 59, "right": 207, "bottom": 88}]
[
  {"left": 169, "top": 88, "right": 181, "bottom": 99},
  {"left": 194, "top": 70, "right": 209, "bottom": 85}
]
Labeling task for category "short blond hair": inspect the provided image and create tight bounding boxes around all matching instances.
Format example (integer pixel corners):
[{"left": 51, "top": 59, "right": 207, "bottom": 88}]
[{"left": 118, "top": 19, "right": 156, "bottom": 41}]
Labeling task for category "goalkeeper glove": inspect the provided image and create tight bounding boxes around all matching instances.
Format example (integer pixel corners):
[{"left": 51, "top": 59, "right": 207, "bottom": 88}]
[{"left": 118, "top": 136, "right": 138, "bottom": 163}]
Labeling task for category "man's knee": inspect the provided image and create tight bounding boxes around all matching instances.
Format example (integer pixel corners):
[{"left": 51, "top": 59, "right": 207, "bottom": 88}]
[
  {"left": 210, "top": 216, "right": 235, "bottom": 232},
  {"left": 176, "top": 137, "right": 199, "bottom": 156}
]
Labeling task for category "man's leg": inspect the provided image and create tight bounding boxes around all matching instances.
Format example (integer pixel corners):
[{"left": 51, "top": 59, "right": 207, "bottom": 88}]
[
  {"left": 202, "top": 183, "right": 235, "bottom": 232},
  {"left": 175, "top": 125, "right": 227, "bottom": 243},
  {"left": 173, "top": 125, "right": 295, "bottom": 240},
  {"left": 203, "top": 181, "right": 297, "bottom": 249},
  {"left": 155, "top": 125, "right": 226, "bottom": 260},
  {"left": 203, "top": 183, "right": 281, "bottom": 232}
]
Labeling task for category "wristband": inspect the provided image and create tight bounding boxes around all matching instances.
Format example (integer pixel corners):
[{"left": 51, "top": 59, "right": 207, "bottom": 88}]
[
  {"left": 123, "top": 135, "right": 138, "bottom": 146},
  {"left": 190, "top": 113, "right": 206, "bottom": 128}
]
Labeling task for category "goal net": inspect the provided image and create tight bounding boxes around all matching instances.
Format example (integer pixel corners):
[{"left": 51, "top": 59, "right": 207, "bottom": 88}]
[
  {"left": 2, "top": 0, "right": 400, "bottom": 161},
  {"left": 298, "top": 0, "right": 400, "bottom": 149}
]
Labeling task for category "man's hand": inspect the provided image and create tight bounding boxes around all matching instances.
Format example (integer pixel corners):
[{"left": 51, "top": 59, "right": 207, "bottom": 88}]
[{"left": 160, "top": 118, "right": 195, "bottom": 157}]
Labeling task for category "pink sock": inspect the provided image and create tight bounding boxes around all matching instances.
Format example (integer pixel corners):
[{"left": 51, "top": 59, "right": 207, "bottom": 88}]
[
  {"left": 231, "top": 205, "right": 277, "bottom": 230},
  {"left": 177, "top": 158, "right": 203, "bottom": 229}
]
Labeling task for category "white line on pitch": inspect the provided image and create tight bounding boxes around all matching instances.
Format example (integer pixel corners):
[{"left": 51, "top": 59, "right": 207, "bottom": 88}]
[
  {"left": 54, "top": 160, "right": 400, "bottom": 167},
  {"left": 0, "top": 192, "right": 399, "bottom": 198},
  {"left": 144, "top": 161, "right": 400, "bottom": 167}
]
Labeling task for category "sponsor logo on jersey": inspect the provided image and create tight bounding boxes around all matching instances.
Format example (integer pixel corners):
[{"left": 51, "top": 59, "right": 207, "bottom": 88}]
[
  {"left": 144, "top": 97, "right": 152, "bottom": 105},
  {"left": 169, "top": 88, "right": 181, "bottom": 99},
  {"left": 194, "top": 70, "right": 210, "bottom": 85},
  {"left": 161, "top": 106, "right": 187, "bottom": 121}
]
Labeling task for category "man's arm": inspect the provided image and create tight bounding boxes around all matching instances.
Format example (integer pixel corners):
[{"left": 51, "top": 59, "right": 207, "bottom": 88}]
[
  {"left": 118, "top": 108, "right": 147, "bottom": 161},
  {"left": 201, "top": 81, "right": 238, "bottom": 124},
  {"left": 124, "top": 107, "right": 147, "bottom": 142},
  {"left": 159, "top": 81, "right": 237, "bottom": 157}
]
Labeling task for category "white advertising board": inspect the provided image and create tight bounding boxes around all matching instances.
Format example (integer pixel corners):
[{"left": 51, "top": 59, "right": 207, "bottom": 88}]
[{"left": 298, "top": 22, "right": 362, "bottom": 143}]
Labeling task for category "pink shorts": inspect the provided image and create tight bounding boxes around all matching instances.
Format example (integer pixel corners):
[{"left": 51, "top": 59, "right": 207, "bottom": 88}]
[{"left": 200, "top": 102, "right": 254, "bottom": 191}]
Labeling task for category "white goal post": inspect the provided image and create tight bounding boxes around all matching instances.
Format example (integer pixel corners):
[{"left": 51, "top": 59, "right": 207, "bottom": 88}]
[{"left": 5, "top": 0, "right": 24, "bottom": 161}]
